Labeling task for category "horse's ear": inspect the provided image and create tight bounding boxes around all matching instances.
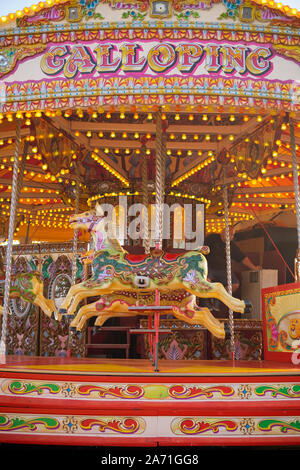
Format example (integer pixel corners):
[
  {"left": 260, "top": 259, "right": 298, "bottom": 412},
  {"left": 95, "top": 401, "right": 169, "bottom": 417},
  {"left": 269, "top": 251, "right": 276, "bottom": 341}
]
[{"left": 95, "top": 203, "right": 104, "bottom": 216}]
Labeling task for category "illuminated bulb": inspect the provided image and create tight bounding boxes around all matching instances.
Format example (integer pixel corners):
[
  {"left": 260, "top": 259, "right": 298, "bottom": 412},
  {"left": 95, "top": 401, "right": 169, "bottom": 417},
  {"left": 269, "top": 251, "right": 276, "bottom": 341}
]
[
  {"left": 110, "top": 131, "right": 116, "bottom": 138},
  {"left": 188, "top": 114, "right": 194, "bottom": 121},
  {"left": 229, "top": 135, "right": 234, "bottom": 141},
  {"left": 229, "top": 115, "right": 235, "bottom": 121},
  {"left": 106, "top": 112, "right": 111, "bottom": 119},
  {"left": 133, "top": 113, "right": 139, "bottom": 119},
  {"left": 175, "top": 114, "right": 180, "bottom": 120},
  {"left": 147, "top": 113, "right": 153, "bottom": 120},
  {"left": 257, "top": 115, "right": 262, "bottom": 122},
  {"left": 86, "top": 131, "right": 92, "bottom": 137},
  {"left": 243, "top": 115, "right": 249, "bottom": 122},
  {"left": 120, "top": 112, "right": 125, "bottom": 119}
]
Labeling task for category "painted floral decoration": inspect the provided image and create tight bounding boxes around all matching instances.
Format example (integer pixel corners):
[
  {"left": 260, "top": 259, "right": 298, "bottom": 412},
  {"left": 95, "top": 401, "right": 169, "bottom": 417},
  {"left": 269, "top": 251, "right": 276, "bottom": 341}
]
[
  {"left": 122, "top": 10, "right": 147, "bottom": 20},
  {"left": 79, "top": 0, "right": 104, "bottom": 19},
  {"left": 175, "top": 10, "right": 200, "bottom": 19},
  {"left": 219, "top": 0, "right": 242, "bottom": 20}
]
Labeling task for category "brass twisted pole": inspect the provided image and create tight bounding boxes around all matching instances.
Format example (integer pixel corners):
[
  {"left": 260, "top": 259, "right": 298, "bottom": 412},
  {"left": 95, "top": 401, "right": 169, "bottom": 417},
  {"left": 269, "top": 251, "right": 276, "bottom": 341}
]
[
  {"left": 223, "top": 184, "right": 235, "bottom": 358},
  {"left": 71, "top": 172, "right": 80, "bottom": 285},
  {"left": 0, "top": 118, "right": 23, "bottom": 357},
  {"left": 155, "top": 108, "right": 166, "bottom": 249},
  {"left": 141, "top": 142, "right": 150, "bottom": 254}
]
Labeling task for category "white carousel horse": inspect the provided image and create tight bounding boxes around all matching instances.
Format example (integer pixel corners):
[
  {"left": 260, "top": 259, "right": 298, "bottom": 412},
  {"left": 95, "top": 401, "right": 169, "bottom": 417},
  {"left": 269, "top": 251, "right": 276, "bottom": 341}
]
[{"left": 59, "top": 204, "right": 250, "bottom": 338}]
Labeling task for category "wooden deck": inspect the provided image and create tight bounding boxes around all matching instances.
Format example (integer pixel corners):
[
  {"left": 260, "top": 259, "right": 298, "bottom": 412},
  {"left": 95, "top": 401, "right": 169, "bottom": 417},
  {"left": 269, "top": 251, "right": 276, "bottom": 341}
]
[
  {"left": 0, "top": 356, "right": 299, "bottom": 447},
  {"left": 0, "top": 355, "right": 299, "bottom": 376}
]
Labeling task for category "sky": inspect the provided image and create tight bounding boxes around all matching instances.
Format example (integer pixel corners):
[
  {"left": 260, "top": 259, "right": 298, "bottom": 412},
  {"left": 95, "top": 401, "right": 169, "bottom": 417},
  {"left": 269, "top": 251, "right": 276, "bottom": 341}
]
[{"left": 0, "top": 0, "right": 299, "bottom": 15}]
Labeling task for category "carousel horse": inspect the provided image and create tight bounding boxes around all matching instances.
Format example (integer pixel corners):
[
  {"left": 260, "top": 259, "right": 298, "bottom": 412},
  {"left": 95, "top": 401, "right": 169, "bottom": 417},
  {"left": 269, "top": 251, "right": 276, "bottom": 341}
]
[
  {"left": 0, "top": 272, "right": 60, "bottom": 320},
  {"left": 70, "top": 289, "right": 228, "bottom": 339},
  {"left": 60, "top": 204, "right": 251, "bottom": 337}
]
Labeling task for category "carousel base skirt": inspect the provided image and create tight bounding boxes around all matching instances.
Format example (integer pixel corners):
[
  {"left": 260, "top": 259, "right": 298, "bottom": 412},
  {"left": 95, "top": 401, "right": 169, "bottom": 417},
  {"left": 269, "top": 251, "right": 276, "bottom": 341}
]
[{"left": 0, "top": 356, "right": 299, "bottom": 447}]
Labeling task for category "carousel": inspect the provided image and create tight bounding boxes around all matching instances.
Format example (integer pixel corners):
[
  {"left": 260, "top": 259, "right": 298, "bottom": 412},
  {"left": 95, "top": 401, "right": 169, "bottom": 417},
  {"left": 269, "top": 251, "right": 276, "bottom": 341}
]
[{"left": 0, "top": 0, "right": 299, "bottom": 447}]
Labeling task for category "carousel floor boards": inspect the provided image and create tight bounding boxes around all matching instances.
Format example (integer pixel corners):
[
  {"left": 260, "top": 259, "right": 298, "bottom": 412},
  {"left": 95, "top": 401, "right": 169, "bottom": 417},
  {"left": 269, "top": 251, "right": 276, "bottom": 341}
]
[{"left": 0, "top": 356, "right": 299, "bottom": 447}]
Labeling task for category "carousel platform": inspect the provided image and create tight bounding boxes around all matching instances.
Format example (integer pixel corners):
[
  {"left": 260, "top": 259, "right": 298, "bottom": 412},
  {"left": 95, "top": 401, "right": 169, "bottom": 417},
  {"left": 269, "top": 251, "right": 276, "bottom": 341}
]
[{"left": 0, "top": 356, "right": 299, "bottom": 447}]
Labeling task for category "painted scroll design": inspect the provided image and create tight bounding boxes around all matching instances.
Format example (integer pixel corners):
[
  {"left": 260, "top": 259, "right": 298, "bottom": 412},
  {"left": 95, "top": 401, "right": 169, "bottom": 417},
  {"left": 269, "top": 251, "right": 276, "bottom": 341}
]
[
  {"left": 0, "top": 45, "right": 47, "bottom": 79},
  {"left": 3, "top": 379, "right": 300, "bottom": 400}
]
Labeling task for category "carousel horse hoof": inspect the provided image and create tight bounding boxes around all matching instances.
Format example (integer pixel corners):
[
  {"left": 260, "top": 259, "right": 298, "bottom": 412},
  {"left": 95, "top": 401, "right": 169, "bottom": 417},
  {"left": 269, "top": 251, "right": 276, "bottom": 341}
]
[
  {"left": 51, "top": 311, "right": 58, "bottom": 321},
  {"left": 224, "top": 322, "right": 231, "bottom": 341},
  {"left": 244, "top": 299, "right": 252, "bottom": 314},
  {"left": 69, "top": 326, "right": 77, "bottom": 333},
  {"left": 59, "top": 308, "right": 67, "bottom": 314}
]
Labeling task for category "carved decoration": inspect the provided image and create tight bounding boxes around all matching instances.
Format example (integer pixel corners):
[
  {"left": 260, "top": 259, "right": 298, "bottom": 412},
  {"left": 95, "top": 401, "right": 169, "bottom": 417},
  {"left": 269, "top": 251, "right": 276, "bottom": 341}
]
[
  {"left": 273, "top": 45, "right": 300, "bottom": 64},
  {"left": 0, "top": 45, "right": 47, "bottom": 79}
]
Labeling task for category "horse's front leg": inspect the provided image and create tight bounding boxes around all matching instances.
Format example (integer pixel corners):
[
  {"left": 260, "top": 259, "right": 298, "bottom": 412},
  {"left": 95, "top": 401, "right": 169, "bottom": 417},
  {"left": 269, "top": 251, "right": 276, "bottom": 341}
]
[
  {"left": 34, "top": 294, "right": 61, "bottom": 320},
  {"left": 70, "top": 300, "right": 99, "bottom": 329},
  {"left": 71, "top": 302, "right": 99, "bottom": 331},
  {"left": 59, "top": 282, "right": 86, "bottom": 313},
  {"left": 61, "top": 278, "right": 118, "bottom": 315}
]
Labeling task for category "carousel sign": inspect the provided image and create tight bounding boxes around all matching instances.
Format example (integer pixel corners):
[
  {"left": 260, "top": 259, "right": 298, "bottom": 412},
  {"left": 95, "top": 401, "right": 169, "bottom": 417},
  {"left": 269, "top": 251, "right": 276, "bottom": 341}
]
[{"left": 40, "top": 42, "right": 274, "bottom": 78}]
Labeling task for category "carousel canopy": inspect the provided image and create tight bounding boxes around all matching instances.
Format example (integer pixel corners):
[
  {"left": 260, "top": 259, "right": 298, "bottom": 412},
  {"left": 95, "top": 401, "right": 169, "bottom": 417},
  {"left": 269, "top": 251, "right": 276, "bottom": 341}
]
[{"left": 0, "top": 0, "right": 299, "bottom": 244}]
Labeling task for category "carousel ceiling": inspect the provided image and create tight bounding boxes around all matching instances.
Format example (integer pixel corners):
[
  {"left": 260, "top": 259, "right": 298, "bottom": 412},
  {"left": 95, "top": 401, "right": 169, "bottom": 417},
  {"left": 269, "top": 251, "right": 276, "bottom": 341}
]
[{"left": 0, "top": 107, "right": 299, "bottom": 243}]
